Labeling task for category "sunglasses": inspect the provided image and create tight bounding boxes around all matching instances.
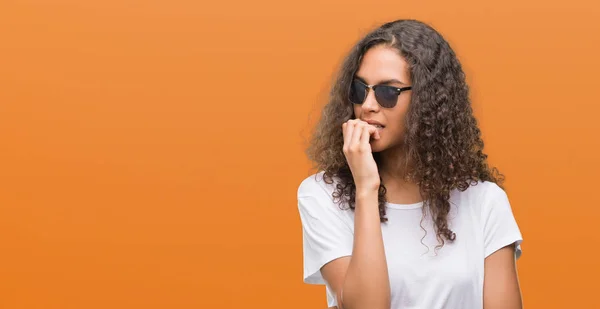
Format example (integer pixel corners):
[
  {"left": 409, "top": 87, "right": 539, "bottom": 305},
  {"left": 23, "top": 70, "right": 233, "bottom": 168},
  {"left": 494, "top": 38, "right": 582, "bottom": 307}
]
[{"left": 349, "top": 79, "right": 412, "bottom": 108}]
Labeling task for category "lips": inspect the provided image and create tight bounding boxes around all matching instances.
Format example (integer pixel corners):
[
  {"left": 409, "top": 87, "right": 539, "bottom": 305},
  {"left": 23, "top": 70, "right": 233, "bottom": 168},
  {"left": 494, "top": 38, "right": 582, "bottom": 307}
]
[{"left": 363, "top": 119, "right": 385, "bottom": 129}]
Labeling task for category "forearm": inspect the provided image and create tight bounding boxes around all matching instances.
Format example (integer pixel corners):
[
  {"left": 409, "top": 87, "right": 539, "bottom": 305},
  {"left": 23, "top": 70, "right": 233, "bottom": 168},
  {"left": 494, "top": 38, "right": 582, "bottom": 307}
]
[{"left": 341, "top": 190, "right": 391, "bottom": 309}]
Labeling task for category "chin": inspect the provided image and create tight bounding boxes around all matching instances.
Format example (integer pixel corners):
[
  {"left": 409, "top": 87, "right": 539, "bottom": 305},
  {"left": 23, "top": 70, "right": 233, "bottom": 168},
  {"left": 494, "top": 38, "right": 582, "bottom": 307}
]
[
  {"left": 370, "top": 140, "right": 386, "bottom": 153},
  {"left": 371, "top": 138, "right": 403, "bottom": 154}
]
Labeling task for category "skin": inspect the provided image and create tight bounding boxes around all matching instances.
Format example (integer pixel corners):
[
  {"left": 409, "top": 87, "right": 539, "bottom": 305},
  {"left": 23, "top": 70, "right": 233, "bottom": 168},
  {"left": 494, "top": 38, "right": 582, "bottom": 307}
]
[{"left": 321, "top": 45, "right": 523, "bottom": 309}]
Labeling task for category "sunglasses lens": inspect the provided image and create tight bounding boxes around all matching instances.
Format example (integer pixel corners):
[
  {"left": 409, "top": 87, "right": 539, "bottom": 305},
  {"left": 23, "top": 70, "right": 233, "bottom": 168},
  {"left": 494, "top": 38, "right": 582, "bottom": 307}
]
[
  {"left": 375, "top": 86, "right": 399, "bottom": 108},
  {"left": 349, "top": 80, "right": 366, "bottom": 104}
]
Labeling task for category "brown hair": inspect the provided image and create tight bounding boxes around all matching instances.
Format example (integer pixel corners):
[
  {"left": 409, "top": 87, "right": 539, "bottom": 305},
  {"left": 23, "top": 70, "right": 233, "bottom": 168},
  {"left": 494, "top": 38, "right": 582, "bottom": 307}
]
[{"left": 305, "top": 19, "right": 504, "bottom": 248}]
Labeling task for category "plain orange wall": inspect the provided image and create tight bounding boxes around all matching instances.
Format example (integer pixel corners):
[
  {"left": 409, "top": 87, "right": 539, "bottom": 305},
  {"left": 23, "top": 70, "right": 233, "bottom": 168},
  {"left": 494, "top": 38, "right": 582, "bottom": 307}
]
[{"left": 1, "top": 0, "right": 599, "bottom": 308}]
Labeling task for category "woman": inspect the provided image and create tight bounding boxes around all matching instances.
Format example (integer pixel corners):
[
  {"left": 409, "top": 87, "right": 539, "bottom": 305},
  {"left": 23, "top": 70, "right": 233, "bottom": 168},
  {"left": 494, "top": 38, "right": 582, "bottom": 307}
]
[{"left": 297, "top": 19, "right": 523, "bottom": 309}]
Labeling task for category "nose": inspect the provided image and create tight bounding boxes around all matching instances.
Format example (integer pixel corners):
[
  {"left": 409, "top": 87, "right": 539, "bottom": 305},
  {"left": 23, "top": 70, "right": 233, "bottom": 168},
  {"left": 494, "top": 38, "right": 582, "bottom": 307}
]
[{"left": 361, "top": 87, "right": 380, "bottom": 113}]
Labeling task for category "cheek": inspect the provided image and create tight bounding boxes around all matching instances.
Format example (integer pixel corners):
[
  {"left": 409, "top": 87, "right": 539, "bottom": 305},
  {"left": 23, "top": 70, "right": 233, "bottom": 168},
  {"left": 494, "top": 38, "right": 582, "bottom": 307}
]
[
  {"left": 386, "top": 122, "right": 405, "bottom": 140},
  {"left": 353, "top": 105, "right": 361, "bottom": 118},
  {"left": 385, "top": 110, "right": 408, "bottom": 139}
]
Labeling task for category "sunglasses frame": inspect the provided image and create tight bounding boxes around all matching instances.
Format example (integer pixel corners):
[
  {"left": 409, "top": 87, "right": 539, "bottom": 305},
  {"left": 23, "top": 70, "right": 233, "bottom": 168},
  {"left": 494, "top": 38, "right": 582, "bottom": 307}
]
[{"left": 349, "top": 79, "right": 412, "bottom": 108}]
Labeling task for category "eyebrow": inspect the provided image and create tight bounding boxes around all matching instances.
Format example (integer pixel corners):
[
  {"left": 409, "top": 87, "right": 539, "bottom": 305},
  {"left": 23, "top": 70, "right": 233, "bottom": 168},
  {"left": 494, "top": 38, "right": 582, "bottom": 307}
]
[{"left": 355, "top": 75, "right": 408, "bottom": 86}]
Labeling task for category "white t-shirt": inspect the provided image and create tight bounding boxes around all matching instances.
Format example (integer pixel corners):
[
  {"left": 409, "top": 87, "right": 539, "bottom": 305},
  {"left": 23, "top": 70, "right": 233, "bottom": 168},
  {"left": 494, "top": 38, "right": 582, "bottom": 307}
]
[{"left": 297, "top": 172, "right": 523, "bottom": 309}]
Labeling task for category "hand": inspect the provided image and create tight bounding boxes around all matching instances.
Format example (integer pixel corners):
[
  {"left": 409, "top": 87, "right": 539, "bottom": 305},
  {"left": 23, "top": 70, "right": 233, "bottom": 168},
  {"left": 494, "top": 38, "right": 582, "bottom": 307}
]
[{"left": 342, "top": 119, "right": 381, "bottom": 192}]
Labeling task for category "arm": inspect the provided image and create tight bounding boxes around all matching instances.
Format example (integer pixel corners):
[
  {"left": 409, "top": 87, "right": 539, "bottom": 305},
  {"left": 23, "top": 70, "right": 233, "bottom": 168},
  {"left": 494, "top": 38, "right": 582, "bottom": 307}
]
[
  {"left": 483, "top": 245, "right": 523, "bottom": 309},
  {"left": 320, "top": 189, "right": 391, "bottom": 309},
  {"left": 318, "top": 120, "right": 390, "bottom": 309}
]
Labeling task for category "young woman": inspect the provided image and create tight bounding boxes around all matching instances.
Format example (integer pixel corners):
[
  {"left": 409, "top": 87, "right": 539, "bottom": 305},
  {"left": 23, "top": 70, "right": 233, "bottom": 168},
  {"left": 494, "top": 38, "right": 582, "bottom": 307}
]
[{"left": 297, "top": 19, "right": 523, "bottom": 309}]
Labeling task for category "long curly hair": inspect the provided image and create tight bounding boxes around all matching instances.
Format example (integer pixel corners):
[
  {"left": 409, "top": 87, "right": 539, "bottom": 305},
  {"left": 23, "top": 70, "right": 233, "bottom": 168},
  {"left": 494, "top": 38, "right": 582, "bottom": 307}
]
[{"left": 305, "top": 19, "right": 504, "bottom": 248}]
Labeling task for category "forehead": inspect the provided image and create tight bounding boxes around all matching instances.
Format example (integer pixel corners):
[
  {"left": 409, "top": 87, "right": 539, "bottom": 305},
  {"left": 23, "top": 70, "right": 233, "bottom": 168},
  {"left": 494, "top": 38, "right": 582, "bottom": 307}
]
[{"left": 355, "top": 45, "right": 410, "bottom": 84}]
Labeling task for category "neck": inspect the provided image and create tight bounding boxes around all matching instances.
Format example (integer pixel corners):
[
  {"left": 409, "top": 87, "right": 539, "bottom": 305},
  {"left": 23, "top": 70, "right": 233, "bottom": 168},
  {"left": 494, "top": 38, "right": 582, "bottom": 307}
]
[
  {"left": 377, "top": 146, "right": 423, "bottom": 204},
  {"left": 377, "top": 146, "right": 410, "bottom": 180}
]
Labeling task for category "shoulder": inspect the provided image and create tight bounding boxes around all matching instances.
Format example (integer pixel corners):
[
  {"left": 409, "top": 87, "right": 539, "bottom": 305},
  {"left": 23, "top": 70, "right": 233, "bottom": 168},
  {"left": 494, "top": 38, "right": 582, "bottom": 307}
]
[
  {"left": 457, "top": 180, "right": 506, "bottom": 198},
  {"left": 457, "top": 182, "right": 523, "bottom": 258},
  {"left": 297, "top": 171, "right": 350, "bottom": 217},
  {"left": 450, "top": 181, "right": 509, "bottom": 213},
  {"left": 297, "top": 171, "right": 336, "bottom": 199}
]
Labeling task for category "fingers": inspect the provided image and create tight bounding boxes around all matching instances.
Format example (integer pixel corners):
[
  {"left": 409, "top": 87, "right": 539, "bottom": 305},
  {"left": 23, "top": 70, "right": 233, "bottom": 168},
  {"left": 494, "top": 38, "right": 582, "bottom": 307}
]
[
  {"left": 342, "top": 121, "right": 354, "bottom": 148},
  {"left": 373, "top": 126, "right": 380, "bottom": 140},
  {"left": 343, "top": 120, "right": 378, "bottom": 154},
  {"left": 342, "top": 120, "right": 356, "bottom": 155},
  {"left": 360, "top": 124, "right": 376, "bottom": 145},
  {"left": 350, "top": 121, "right": 364, "bottom": 148},
  {"left": 342, "top": 120, "right": 357, "bottom": 154}
]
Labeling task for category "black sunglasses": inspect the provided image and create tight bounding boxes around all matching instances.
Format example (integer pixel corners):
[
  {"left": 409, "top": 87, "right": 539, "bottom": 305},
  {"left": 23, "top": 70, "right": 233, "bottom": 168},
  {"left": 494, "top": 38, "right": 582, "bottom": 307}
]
[{"left": 349, "top": 79, "right": 412, "bottom": 108}]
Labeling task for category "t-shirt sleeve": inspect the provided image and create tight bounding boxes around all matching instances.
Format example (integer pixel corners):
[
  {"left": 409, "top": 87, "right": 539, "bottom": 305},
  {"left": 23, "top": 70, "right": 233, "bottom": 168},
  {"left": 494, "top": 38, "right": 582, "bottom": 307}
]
[
  {"left": 297, "top": 177, "right": 354, "bottom": 285},
  {"left": 482, "top": 183, "right": 524, "bottom": 259}
]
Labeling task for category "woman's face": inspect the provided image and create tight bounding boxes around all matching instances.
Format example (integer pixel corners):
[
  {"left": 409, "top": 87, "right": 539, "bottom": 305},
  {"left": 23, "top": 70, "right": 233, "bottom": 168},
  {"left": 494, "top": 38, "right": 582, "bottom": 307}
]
[{"left": 352, "top": 45, "right": 412, "bottom": 153}]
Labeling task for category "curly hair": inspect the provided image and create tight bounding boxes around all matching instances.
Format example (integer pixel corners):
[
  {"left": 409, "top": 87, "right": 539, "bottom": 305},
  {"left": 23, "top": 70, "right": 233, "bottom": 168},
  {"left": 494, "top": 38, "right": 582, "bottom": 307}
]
[{"left": 305, "top": 19, "right": 504, "bottom": 248}]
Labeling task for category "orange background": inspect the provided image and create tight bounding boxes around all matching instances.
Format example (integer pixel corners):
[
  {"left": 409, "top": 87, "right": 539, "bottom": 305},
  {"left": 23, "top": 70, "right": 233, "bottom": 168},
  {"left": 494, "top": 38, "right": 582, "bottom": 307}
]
[{"left": 1, "top": 0, "right": 599, "bottom": 308}]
